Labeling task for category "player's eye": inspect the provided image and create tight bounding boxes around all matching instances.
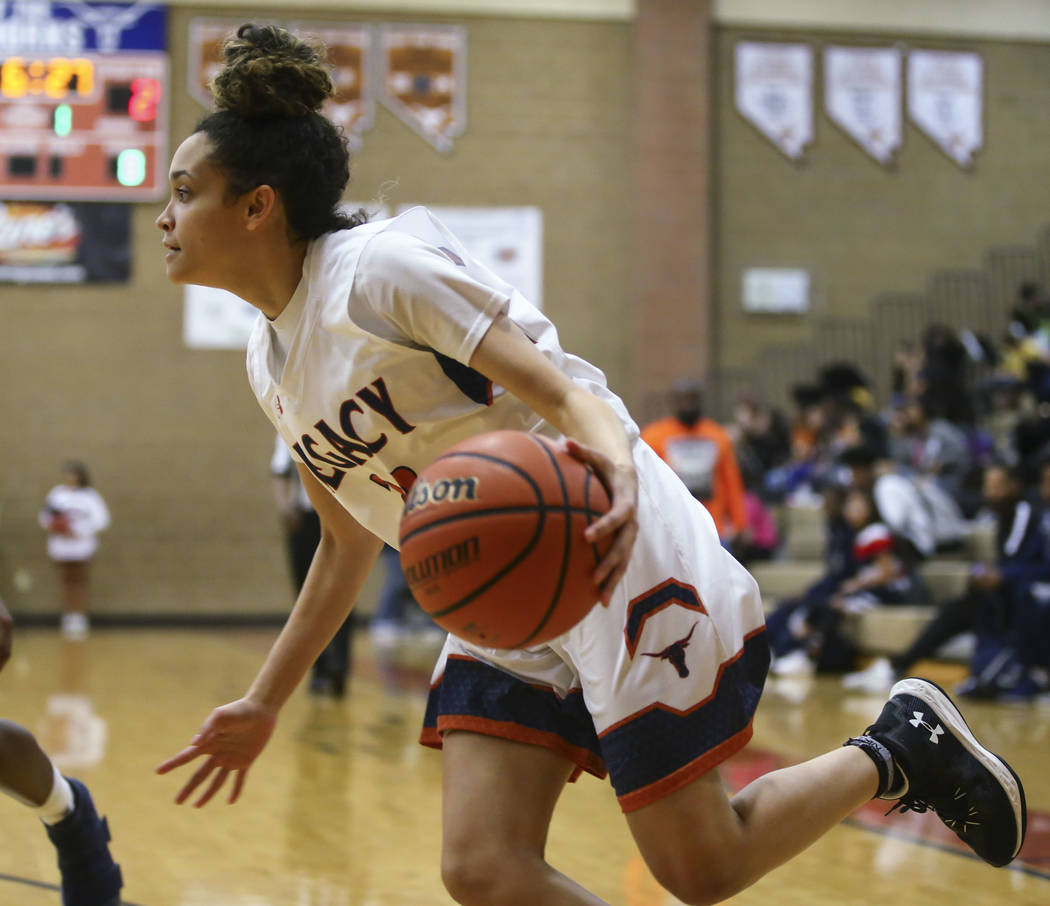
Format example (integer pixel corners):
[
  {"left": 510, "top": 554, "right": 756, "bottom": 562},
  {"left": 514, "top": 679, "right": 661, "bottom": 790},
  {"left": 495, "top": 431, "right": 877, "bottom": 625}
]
[{"left": 174, "top": 186, "right": 189, "bottom": 202}]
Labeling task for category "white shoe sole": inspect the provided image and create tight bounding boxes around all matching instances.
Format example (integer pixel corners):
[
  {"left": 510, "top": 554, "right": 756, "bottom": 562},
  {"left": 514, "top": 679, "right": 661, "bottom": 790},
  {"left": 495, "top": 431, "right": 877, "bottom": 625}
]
[{"left": 891, "top": 677, "right": 1027, "bottom": 861}]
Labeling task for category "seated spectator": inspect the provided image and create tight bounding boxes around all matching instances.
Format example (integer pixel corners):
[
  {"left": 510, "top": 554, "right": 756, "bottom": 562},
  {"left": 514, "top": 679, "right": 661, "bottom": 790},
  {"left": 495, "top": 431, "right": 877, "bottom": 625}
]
[
  {"left": 731, "top": 397, "right": 791, "bottom": 487},
  {"left": 844, "top": 462, "right": 1050, "bottom": 699},
  {"left": 839, "top": 444, "right": 966, "bottom": 560},
  {"left": 764, "top": 486, "right": 857, "bottom": 666},
  {"left": 733, "top": 466, "right": 780, "bottom": 567},
  {"left": 889, "top": 396, "right": 972, "bottom": 504},
  {"left": 770, "top": 488, "right": 926, "bottom": 676}
]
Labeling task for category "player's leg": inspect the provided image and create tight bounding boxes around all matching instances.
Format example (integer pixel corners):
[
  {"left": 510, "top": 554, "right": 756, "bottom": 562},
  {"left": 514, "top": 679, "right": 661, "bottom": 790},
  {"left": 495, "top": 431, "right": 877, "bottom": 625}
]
[
  {"left": 627, "top": 747, "right": 877, "bottom": 904},
  {"left": 0, "top": 720, "right": 122, "bottom": 906},
  {"left": 441, "top": 730, "right": 609, "bottom": 906},
  {"left": 57, "top": 561, "right": 90, "bottom": 640},
  {"left": 627, "top": 678, "right": 1026, "bottom": 905}
]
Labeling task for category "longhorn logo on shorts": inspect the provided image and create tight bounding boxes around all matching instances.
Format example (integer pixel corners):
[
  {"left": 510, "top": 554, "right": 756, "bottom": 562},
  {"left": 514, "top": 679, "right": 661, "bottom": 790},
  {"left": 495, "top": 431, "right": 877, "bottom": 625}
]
[{"left": 642, "top": 622, "right": 699, "bottom": 678}]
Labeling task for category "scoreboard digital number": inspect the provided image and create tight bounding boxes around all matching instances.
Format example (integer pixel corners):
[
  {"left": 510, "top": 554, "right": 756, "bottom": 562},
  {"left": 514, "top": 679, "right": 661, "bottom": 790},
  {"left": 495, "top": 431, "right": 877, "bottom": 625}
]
[
  {"left": 0, "top": 1, "right": 169, "bottom": 202},
  {"left": 0, "top": 51, "right": 168, "bottom": 201}
]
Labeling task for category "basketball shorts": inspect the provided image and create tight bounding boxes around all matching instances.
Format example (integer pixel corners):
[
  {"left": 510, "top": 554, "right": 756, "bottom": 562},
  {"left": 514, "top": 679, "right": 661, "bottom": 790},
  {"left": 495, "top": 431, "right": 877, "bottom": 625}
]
[{"left": 420, "top": 440, "right": 770, "bottom": 812}]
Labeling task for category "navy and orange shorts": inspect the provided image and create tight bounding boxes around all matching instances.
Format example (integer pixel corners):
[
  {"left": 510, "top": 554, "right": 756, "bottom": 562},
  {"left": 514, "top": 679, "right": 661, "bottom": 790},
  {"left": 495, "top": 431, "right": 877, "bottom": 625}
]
[{"left": 420, "top": 442, "right": 770, "bottom": 812}]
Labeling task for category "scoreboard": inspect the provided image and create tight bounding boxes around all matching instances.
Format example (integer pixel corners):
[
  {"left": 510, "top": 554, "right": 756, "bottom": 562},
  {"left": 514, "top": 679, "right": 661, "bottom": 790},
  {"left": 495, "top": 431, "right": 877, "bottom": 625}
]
[{"left": 0, "top": 1, "right": 168, "bottom": 202}]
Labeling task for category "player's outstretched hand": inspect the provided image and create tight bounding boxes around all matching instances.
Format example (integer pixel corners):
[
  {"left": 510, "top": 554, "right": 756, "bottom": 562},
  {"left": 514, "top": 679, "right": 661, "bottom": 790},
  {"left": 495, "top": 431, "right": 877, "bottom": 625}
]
[
  {"left": 566, "top": 438, "right": 638, "bottom": 605},
  {"left": 156, "top": 697, "right": 277, "bottom": 807}
]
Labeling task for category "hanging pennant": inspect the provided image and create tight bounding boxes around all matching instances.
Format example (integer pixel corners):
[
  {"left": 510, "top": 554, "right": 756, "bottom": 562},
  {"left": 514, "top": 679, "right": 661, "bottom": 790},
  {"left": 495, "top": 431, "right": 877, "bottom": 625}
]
[
  {"left": 289, "top": 22, "right": 374, "bottom": 150},
  {"left": 908, "top": 49, "right": 983, "bottom": 168},
  {"left": 187, "top": 19, "right": 375, "bottom": 150},
  {"left": 379, "top": 24, "right": 467, "bottom": 153},
  {"left": 186, "top": 18, "right": 254, "bottom": 110},
  {"left": 734, "top": 41, "right": 813, "bottom": 161},
  {"left": 824, "top": 46, "right": 901, "bottom": 165}
]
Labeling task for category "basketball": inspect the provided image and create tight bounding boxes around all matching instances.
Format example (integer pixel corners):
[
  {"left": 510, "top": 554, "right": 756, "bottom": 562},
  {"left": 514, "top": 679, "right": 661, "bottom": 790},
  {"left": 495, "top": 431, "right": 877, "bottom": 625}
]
[{"left": 398, "top": 430, "right": 612, "bottom": 649}]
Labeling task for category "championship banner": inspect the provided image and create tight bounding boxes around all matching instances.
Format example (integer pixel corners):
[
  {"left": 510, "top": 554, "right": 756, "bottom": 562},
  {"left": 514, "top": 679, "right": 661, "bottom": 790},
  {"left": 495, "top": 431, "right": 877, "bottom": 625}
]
[
  {"left": 734, "top": 41, "right": 813, "bottom": 161},
  {"left": 908, "top": 49, "right": 983, "bottom": 168},
  {"left": 379, "top": 24, "right": 467, "bottom": 153},
  {"left": 824, "top": 46, "right": 901, "bottom": 165},
  {"left": 187, "top": 19, "right": 375, "bottom": 150},
  {"left": 0, "top": 201, "right": 130, "bottom": 283}
]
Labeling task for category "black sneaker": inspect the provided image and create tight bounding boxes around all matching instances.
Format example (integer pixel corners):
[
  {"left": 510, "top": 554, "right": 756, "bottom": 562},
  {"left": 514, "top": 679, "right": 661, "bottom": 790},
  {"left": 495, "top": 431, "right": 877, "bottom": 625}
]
[
  {"left": 45, "top": 777, "right": 123, "bottom": 906},
  {"left": 864, "top": 677, "right": 1027, "bottom": 867}
]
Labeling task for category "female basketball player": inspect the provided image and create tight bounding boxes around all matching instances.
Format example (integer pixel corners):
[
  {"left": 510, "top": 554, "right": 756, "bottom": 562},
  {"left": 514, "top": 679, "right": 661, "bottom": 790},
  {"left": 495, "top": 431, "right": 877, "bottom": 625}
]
[{"left": 157, "top": 25, "right": 1026, "bottom": 905}]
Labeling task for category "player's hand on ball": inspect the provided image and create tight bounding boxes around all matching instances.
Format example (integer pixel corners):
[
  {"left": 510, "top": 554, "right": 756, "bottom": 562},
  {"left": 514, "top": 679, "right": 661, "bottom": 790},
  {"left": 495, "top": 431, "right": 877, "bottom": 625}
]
[
  {"left": 566, "top": 438, "right": 638, "bottom": 605},
  {"left": 156, "top": 697, "right": 277, "bottom": 807}
]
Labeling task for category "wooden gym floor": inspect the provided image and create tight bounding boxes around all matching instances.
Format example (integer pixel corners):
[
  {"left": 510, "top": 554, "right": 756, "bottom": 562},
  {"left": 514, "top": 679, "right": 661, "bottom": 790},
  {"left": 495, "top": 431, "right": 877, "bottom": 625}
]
[{"left": 0, "top": 628, "right": 1047, "bottom": 905}]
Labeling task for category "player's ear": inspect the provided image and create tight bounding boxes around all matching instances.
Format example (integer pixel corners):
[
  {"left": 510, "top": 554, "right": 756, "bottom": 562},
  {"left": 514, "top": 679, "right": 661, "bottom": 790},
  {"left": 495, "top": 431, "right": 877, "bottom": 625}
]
[{"left": 244, "top": 185, "right": 277, "bottom": 230}]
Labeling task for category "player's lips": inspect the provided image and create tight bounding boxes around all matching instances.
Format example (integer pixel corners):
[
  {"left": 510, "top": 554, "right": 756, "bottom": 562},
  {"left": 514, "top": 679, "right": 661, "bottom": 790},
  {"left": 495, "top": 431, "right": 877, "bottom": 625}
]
[{"left": 163, "top": 243, "right": 181, "bottom": 260}]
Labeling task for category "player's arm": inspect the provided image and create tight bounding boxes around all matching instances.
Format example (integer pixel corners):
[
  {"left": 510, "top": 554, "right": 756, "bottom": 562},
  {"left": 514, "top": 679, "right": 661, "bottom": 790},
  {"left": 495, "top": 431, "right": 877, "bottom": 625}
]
[
  {"left": 469, "top": 313, "right": 638, "bottom": 602},
  {"left": 157, "top": 463, "right": 383, "bottom": 806}
]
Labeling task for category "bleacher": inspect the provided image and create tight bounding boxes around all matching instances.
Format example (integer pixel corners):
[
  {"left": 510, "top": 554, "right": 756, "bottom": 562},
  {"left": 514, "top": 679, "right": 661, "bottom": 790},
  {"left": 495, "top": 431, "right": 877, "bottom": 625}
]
[{"left": 753, "top": 504, "right": 996, "bottom": 657}]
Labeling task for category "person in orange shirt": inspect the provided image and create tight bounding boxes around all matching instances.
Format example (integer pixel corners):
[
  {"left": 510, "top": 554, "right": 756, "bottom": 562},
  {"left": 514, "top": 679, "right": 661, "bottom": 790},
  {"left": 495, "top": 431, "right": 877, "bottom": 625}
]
[{"left": 641, "top": 378, "right": 748, "bottom": 545}]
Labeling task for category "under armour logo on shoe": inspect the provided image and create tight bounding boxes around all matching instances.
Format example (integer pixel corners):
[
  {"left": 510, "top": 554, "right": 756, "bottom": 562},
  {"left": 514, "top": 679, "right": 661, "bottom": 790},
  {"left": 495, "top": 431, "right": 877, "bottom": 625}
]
[
  {"left": 909, "top": 711, "right": 945, "bottom": 743},
  {"left": 642, "top": 623, "right": 698, "bottom": 678}
]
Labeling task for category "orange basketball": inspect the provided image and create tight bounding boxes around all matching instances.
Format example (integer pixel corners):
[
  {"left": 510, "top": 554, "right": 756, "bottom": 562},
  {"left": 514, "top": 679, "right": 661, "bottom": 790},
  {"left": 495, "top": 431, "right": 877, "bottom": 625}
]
[{"left": 398, "top": 430, "right": 612, "bottom": 649}]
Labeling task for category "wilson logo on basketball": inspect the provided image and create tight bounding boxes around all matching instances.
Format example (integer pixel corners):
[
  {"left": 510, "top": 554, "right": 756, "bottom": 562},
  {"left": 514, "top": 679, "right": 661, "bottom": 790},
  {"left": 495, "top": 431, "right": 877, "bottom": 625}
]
[
  {"left": 404, "top": 476, "right": 479, "bottom": 514},
  {"left": 404, "top": 536, "right": 480, "bottom": 587}
]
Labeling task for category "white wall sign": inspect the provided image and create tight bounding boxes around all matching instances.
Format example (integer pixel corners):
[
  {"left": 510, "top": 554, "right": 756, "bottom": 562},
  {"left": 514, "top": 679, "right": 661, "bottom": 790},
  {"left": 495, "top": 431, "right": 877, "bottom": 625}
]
[
  {"left": 825, "top": 45, "right": 902, "bottom": 165},
  {"left": 742, "top": 267, "right": 810, "bottom": 314},
  {"left": 908, "top": 49, "right": 983, "bottom": 168},
  {"left": 407, "top": 205, "right": 544, "bottom": 308},
  {"left": 735, "top": 41, "right": 814, "bottom": 160}
]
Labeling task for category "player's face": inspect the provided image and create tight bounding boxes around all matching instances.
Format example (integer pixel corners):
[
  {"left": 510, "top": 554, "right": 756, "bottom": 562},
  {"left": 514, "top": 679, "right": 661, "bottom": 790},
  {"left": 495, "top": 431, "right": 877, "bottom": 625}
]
[{"left": 155, "top": 133, "right": 248, "bottom": 287}]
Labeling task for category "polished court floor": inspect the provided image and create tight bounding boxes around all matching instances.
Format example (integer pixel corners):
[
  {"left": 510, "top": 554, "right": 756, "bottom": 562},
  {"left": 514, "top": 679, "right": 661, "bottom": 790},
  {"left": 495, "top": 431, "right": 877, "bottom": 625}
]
[{"left": 0, "top": 627, "right": 1047, "bottom": 905}]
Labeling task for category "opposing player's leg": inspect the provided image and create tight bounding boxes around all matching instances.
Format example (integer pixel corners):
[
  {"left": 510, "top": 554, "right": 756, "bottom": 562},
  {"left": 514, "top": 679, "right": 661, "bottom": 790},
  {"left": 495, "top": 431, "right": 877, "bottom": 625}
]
[
  {"left": 626, "top": 677, "right": 1027, "bottom": 906},
  {"left": 441, "top": 730, "right": 609, "bottom": 906},
  {"left": 0, "top": 720, "right": 122, "bottom": 906}
]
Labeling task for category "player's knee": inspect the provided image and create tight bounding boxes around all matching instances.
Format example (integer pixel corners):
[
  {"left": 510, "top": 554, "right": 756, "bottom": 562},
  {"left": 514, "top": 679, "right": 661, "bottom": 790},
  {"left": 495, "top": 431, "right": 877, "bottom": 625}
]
[
  {"left": 646, "top": 847, "right": 743, "bottom": 906},
  {"left": 441, "top": 840, "right": 533, "bottom": 906}
]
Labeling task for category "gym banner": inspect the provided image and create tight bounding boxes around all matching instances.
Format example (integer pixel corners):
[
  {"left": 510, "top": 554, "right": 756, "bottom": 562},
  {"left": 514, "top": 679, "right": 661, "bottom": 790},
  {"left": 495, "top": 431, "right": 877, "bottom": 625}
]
[
  {"left": 825, "top": 46, "right": 902, "bottom": 166},
  {"left": 0, "top": 201, "right": 130, "bottom": 283},
  {"left": 187, "top": 19, "right": 375, "bottom": 150},
  {"left": 908, "top": 49, "right": 983, "bottom": 168},
  {"left": 379, "top": 24, "right": 467, "bottom": 153},
  {"left": 734, "top": 41, "right": 813, "bottom": 161}
]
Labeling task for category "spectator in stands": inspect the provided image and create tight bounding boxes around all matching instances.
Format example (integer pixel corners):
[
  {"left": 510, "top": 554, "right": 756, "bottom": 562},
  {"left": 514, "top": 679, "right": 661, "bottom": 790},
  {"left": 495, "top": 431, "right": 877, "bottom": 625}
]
[
  {"left": 770, "top": 488, "right": 926, "bottom": 677},
  {"left": 889, "top": 396, "right": 972, "bottom": 504},
  {"left": 765, "top": 486, "right": 857, "bottom": 667},
  {"left": 762, "top": 384, "right": 827, "bottom": 503},
  {"left": 843, "top": 462, "right": 1050, "bottom": 699},
  {"left": 641, "top": 377, "right": 747, "bottom": 546},
  {"left": 839, "top": 444, "right": 966, "bottom": 561},
  {"left": 918, "top": 324, "right": 974, "bottom": 425},
  {"left": 733, "top": 465, "right": 780, "bottom": 567},
  {"left": 730, "top": 397, "right": 791, "bottom": 488}
]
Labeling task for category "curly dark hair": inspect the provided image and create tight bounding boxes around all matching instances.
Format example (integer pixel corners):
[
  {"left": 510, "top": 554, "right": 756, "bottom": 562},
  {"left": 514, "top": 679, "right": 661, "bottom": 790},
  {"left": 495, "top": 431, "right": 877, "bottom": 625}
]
[{"left": 194, "top": 24, "right": 366, "bottom": 240}]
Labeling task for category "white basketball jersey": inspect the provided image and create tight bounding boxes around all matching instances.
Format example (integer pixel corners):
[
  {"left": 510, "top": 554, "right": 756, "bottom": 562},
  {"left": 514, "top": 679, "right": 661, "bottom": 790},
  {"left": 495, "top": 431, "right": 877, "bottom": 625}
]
[{"left": 246, "top": 206, "right": 637, "bottom": 548}]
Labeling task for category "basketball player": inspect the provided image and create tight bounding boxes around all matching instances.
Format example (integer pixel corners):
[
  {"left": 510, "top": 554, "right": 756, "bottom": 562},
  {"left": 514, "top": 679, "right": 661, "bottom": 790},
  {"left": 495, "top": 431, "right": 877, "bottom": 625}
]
[
  {"left": 157, "top": 25, "right": 1026, "bottom": 905},
  {"left": 0, "top": 597, "right": 122, "bottom": 906}
]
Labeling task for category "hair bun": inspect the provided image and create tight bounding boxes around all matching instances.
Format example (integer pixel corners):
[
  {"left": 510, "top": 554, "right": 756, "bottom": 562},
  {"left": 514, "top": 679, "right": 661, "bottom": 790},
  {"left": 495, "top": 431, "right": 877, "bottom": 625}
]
[{"left": 211, "top": 23, "right": 333, "bottom": 117}]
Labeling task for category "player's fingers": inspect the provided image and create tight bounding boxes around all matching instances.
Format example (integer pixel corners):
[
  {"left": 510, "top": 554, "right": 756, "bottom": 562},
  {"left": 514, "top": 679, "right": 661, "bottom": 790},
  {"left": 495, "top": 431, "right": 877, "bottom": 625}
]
[
  {"left": 193, "top": 767, "right": 230, "bottom": 808},
  {"left": 229, "top": 769, "right": 248, "bottom": 804},
  {"left": 174, "top": 757, "right": 219, "bottom": 804},
  {"left": 593, "top": 520, "right": 637, "bottom": 593},
  {"left": 156, "top": 745, "right": 206, "bottom": 775}
]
